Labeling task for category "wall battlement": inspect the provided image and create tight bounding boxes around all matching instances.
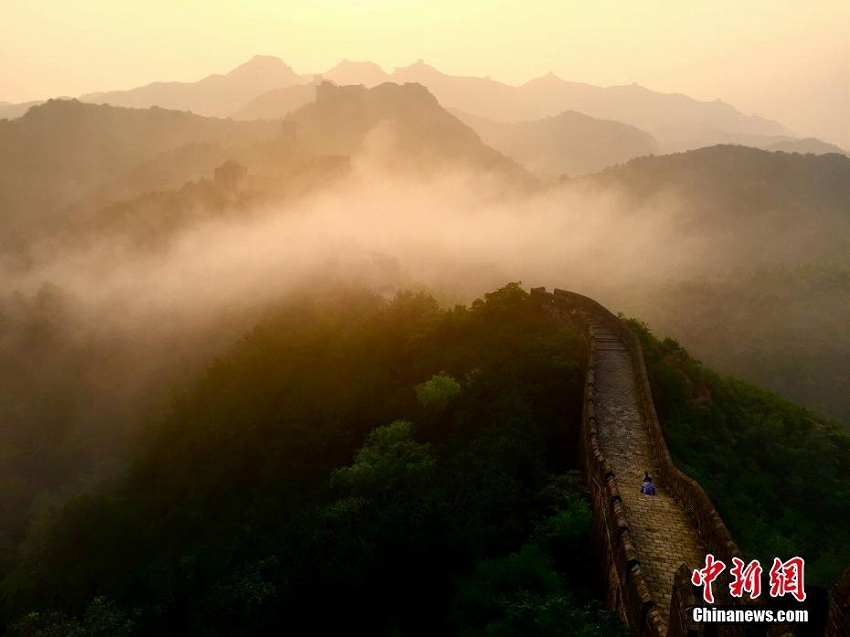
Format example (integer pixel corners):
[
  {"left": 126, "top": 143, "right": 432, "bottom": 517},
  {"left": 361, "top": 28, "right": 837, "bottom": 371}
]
[{"left": 530, "top": 287, "right": 829, "bottom": 637}]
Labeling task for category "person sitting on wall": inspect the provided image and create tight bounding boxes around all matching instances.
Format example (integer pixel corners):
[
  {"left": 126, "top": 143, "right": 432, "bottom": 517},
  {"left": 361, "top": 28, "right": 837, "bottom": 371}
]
[{"left": 640, "top": 471, "right": 657, "bottom": 496}]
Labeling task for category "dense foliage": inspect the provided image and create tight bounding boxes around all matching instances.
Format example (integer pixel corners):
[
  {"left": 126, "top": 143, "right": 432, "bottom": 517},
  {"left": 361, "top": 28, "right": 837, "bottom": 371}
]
[
  {"left": 3, "top": 280, "right": 844, "bottom": 635},
  {"left": 630, "top": 319, "right": 850, "bottom": 586},
  {"left": 0, "top": 284, "right": 628, "bottom": 637},
  {"left": 623, "top": 265, "right": 850, "bottom": 428}
]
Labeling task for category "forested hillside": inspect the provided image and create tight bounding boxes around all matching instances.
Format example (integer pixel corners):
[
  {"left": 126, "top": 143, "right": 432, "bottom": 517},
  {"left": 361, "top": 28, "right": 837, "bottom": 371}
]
[
  {"left": 1, "top": 283, "right": 847, "bottom": 635},
  {"left": 0, "top": 284, "right": 626, "bottom": 637},
  {"left": 622, "top": 266, "right": 850, "bottom": 427},
  {"left": 632, "top": 319, "right": 850, "bottom": 586},
  {"left": 588, "top": 145, "right": 850, "bottom": 269}
]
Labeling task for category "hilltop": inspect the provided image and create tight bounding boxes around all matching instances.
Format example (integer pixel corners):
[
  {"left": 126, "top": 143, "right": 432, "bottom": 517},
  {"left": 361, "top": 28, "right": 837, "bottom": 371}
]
[
  {"left": 321, "top": 59, "right": 390, "bottom": 87},
  {"left": 284, "top": 82, "right": 534, "bottom": 183}
]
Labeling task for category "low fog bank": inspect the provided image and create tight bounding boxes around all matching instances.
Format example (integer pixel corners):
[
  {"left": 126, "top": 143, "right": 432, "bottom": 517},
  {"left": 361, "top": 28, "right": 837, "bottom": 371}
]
[
  {"left": 19, "top": 149, "right": 839, "bottom": 335},
  {"left": 8, "top": 158, "right": 708, "bottom": 326},
  {"left": 617, "top": 267, "right": 850, "bottom": 427},
  {"left": 5, "top": 142, "right": 837, "bottom": 406},
  {"left": 2, "top": 141, "right": 845, "bottom": 542}
]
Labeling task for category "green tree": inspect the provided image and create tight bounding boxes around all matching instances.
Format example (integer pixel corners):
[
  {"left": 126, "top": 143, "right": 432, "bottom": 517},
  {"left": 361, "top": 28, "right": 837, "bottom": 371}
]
[
  {"left": 415, "top": 373, "right": 461, "bottom": 412},
  {"left": 331, "top": 420, "right": 436, "bottom": 500}
]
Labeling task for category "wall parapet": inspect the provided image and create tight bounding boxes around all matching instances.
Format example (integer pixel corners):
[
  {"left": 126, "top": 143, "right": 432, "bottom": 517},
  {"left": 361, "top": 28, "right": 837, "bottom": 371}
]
[
  {"left": 532, "top": 287, "right": 798, "bottom": 636},
  {"left": 549, "top": 289, "right": 743, "bottom": 569},
  {"left": 533, "top": 287, "right": 666, "bottom": 636},
  {"left": 825, "top": 567, "right": 850, "bottom": 637},
  {"left": 534, "top": 286, "right": 850, "bottom": 636}
]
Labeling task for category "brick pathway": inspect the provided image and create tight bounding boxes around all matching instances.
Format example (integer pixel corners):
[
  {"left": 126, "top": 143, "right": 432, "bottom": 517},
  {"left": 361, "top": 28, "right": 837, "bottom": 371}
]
[{"left": 589, "top": 320, "right": 706, "bottom": 621}]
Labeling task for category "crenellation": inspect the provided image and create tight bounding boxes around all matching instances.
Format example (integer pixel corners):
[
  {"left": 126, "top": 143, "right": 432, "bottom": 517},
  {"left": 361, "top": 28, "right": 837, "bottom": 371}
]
[{"left": 534, "top": 286, "right": 821, "bottom": 636}]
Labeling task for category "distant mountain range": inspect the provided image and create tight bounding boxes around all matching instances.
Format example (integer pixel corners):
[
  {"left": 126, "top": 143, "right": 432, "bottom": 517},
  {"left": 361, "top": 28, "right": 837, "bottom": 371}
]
[
  {"left": 0, "top": 56, "right": 843, "bottom": 158},
  {"left": 80, "top": 55, "right": 303, "bottom": 118},
  {"left": 1, "top": 56, "right": 847, "bottom": 184},
  {"left": 451, "top": 109, "right": 659, "bottom": 178},
  {"left": 324, "top": 60, "right": 798, "bottom": 152},
  {"left": 0, "top": 82, "right": 538, "bottom": 246}
]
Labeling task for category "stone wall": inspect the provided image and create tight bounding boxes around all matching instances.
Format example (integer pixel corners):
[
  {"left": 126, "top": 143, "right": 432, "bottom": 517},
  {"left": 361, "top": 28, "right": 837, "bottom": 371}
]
[
  {"left": 667, "top": 565, "right": 701, "bottom": 637},
  {"left": 825, "top": 567, "right": 850, "bottom": 637},
  {"left": 551, "top": 290, "right": 744, "bottom": 566},
  {"left": 533, "top": 287, "right": 666, "bottom": 635},
  {"left": 534, "top": 286, "right": 850, "bottom": 636},
  {"left": 533, "top": 287, "right": 808, "bottom": 636}
]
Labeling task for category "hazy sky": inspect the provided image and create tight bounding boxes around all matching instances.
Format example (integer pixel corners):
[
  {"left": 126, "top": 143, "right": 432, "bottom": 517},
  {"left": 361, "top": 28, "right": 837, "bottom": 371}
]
[{"left": 2, "top": 1, "right": 848, "bottom": 146}]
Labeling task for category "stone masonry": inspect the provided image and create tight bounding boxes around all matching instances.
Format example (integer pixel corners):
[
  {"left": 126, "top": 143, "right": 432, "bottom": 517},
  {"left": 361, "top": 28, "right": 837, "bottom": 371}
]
[
  {"left": 590, "top": 318, "right": 706, "bottom": 621},
  {"left": 530, "top": 287, "right": 825, "bottom": 637}
]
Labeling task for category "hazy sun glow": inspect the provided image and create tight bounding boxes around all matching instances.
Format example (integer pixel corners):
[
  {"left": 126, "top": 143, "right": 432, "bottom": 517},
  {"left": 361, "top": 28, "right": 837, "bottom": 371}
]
[{"left": 2, "top": 1, "right": 849, "bottom": 146}]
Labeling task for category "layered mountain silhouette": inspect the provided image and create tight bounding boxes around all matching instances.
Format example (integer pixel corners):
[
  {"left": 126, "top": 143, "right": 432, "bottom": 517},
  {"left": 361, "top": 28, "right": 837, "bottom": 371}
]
[
  {"left": 321, "top": 59, "right": 390, "bottom": 87},
  {"left": 234, "top": 79, "right": 321, "bottom": 121},
  {"left": 452, "top": 109, "right": 659, "bottom": 178},
  {"left": 238, "top": 84, "right": 659, "bottom": 180},
  {"left": 284, "top": 82, "right": 533, "bottom": 184},
  {"left": 0, "top": 99, "right": 284, "bottom": 242},
  {"left": 2, "top": 79, "right": 849, "bottom": 435},
  {"left": 371, "top": 62, "right": 792, "bottom": 152},
  {"left": 4, "top": 56, "right": 847, "bottom": 165},
  {"left": 0, "top": 100, "right": 42, "bottom": 120},
  {"left": 83, "top": 82, "right": 537, "bottom": 244},
  {"left": 1, "top": 82, "right": 539, "bottom": 247},
  {"left": 231, "top": 58, "right": 846, "bottom": 162},
  {"left": 79, "top": 55, "right": 304, "bottom": 118}
]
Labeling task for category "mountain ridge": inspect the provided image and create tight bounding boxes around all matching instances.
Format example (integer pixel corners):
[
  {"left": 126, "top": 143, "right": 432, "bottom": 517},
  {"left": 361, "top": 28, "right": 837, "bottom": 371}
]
[
  {"left": 451, "top": 108, "right": 659, "bottom": 178},
  {"left": 5, "top": 56, "right": 846, "bottom": 157},
  {"left": 0, "top": 99, "right": 285, "bottom": 242},
  {"left": 79, "top": 55, "right": 305, "bottom": 117}
]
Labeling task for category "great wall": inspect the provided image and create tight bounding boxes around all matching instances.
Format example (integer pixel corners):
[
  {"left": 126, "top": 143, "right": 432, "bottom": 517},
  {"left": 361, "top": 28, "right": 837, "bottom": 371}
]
[{"left": 530, "top": 287, "right": 850, "bottom": 637}]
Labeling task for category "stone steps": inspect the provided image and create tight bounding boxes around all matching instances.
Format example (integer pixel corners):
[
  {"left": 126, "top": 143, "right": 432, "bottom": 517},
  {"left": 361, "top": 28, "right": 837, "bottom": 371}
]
[{"left": 593, "top": 341, "right": 706, "bottom": 623}]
